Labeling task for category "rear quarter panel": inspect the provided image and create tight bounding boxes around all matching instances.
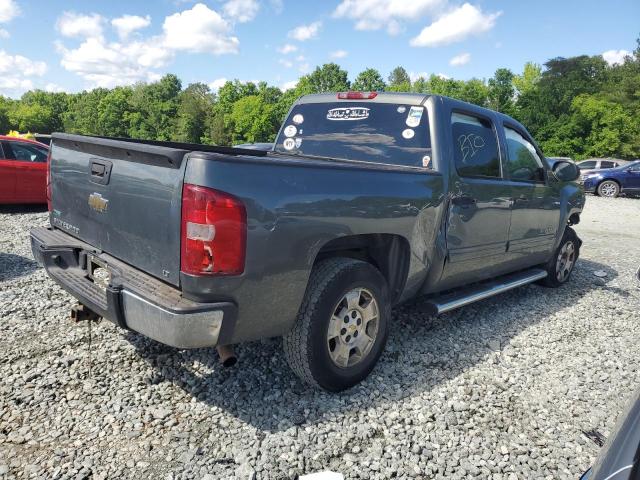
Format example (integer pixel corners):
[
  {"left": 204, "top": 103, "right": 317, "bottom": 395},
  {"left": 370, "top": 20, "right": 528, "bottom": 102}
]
[{"left": 182, "top": 154, "right": 445, "bottom": 343}]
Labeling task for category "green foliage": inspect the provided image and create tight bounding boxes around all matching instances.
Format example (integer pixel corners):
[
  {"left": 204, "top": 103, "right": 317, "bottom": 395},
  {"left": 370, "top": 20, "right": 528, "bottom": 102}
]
[
  {"left": 303, "top": 63, "right": 350, "bottom": 93},
  {"left": 387, "top": 66, "right": 411, "bottom": 92},
  {"left": 98, "top": 87, "right": 133, "bottom": 137},
  {"left": 3, "top": 37, "right": 640, "bottom": 160},
  {"left": 513, "top": 62, "right": 542, "bottom": 96},
  {"left": 352, "top": 68, "right": 386, "bottom": 91},
  {"left": 176, "top": 83, "right": 214, "bottom": 143},
  {"left": 487, "top": 68, "right": 516, "bottom": 115},
  {"left": 127, "top": 74, "right": 182, "bottom": 140}
]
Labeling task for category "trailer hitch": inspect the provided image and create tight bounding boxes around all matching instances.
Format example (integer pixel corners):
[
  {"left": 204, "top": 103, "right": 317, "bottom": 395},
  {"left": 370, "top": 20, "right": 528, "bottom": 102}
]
[{"left": 70, "top": 304, "right": 101, "bottom": 323}]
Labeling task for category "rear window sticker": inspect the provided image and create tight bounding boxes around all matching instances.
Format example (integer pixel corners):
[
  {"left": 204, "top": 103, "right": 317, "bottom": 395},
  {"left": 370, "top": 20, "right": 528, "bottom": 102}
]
[
  {"left": 283, "top": 138, "right": 296, "bottom": 150},
  {"left": 284, "top": 125, "right": 297, "bottom": 137},
  {"left": 327, "top": 107, "right": 370, "bottom": 121},
  {"left": 295, "top": 138, "right": 303, "bottom": 148},
  {"left": 402, "top": 128, "right": 415, "bottom": 139},
  {"left": 293, "top": 114, "right": 304, "bottom": 124},
  {"left": 422, "top": 155, "right": 432, "bottom": 168},
  {"left": 397, "top": 106, "right": 407, "bottom": 114},
  {"left": 406, "top": 106, "right": 424, "bottom": 127}
]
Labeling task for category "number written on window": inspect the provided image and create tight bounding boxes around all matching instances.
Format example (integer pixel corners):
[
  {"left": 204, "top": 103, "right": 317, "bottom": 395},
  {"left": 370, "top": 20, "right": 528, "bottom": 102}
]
[{"left": 451, "top": 112, "right": 501, "bottom": 178}]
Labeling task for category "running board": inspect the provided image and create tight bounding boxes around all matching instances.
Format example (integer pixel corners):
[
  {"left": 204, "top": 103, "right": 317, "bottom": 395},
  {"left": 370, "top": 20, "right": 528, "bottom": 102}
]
[{"left": 424, "top": 268, "right": 548, "bottom": 315}]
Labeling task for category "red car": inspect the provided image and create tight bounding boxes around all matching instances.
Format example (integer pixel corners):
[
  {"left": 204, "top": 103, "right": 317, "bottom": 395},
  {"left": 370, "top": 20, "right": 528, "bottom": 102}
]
[{"left": 0, "top": 135, "right": 49, "bottom": 204}]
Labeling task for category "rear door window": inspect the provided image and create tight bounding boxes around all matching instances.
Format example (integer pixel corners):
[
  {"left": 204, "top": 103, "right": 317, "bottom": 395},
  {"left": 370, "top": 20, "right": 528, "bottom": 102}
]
[
  {"left": 578, "top": 161, "right": 597, "bottom": 170},
  {"left": 504, "top": 127, "right": 545, "bottom": 182},
  {"left": 600, "top": 161, "right": 616, "bottom": 169},
  {"left": 275, "top": 102, "right": 431, "bottom": 168},
  {"left": 451, "top": 112, "right": 501, "bottom": 178}
]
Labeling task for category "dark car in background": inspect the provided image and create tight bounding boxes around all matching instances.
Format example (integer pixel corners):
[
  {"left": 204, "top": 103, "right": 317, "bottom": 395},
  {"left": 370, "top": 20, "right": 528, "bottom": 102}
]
[
  {"left": 581, "top": 389, "right": 640, "bottom": 480},
  {"left": 583, "top": 160, "right": 640, "bottom": 197}
]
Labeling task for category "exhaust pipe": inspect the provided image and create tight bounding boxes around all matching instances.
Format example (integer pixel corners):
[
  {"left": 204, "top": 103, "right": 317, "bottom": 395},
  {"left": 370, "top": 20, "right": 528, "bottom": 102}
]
[{"left": 216, "top": 345, "right": 237, "bottom": 368}]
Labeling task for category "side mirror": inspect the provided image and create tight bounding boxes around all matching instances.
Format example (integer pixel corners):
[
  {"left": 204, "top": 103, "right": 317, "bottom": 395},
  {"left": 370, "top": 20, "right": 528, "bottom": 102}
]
[{"left": 552, "top": 160, "right": 580, "bottom": 182}]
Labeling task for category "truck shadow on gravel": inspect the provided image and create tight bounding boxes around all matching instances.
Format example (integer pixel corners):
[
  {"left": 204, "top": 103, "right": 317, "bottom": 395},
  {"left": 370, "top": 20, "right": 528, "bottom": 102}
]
[
  {"left": 125, "top": 258, "right": 618, "bottom": 433},
  {"left": 0, "top": 253, "right": 39, "bottom": 281},
  {"left": 0, "top": 205, "right": 47, "bottom": 214}
]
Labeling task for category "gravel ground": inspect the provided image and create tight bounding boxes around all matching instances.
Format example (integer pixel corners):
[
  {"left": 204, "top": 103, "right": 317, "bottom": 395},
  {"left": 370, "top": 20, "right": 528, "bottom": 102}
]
[{"left": 1, "top": 195, "right": 639, "bottom": 480}]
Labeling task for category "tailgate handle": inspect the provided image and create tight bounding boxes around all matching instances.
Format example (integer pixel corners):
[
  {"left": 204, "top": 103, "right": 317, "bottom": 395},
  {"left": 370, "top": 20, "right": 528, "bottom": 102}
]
[
  {"left": 91, "top": 163, "right": 105, "bottom": 177},
  {"left": 89, "top": 159, "right": 112, "bottom": 185}
]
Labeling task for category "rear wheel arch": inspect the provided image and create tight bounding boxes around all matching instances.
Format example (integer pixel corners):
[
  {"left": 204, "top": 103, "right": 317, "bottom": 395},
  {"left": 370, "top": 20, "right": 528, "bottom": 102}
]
[{"left": 312, "top": 234, "right": 410, "bottom": 304}]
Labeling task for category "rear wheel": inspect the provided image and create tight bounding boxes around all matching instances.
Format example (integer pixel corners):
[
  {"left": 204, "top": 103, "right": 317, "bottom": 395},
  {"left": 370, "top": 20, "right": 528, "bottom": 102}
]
[
  {"left": 538, "top": 227, "right": 580, "bottom": 288},
  {"left": 283, "top": 258, "right": 390, "bottom": 392},
  {"left": 597, "top": 180, "right": 620, "bottom": 198}
]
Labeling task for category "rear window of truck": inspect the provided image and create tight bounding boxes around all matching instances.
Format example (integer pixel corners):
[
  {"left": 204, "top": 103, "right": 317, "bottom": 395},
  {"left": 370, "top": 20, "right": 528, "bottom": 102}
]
[{"left": 275, "top": 102, "right": 432, "bottom": 168}]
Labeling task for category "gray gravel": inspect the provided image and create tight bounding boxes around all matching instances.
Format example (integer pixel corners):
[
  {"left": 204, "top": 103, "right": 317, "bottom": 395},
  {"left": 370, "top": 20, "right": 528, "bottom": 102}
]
[{"left": 1, "top": 195, "right": 639, "bottom": 480}]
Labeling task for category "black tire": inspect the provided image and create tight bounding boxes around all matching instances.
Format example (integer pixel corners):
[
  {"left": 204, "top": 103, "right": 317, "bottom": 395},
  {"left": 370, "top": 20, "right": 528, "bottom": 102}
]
[
  {"left": 597, "top": 180, "right": 620, "bottom": 198},
  {"left": 538, "top": 227, "right": 580, "bottom": 288},
  {"left": 283, "top": 258, "right": 390, "bottom": 392}
]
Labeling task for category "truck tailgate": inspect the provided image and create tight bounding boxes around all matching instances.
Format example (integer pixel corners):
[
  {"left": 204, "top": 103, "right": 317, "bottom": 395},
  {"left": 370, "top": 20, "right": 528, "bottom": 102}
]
[{"left": 49, "top": 134, "right": 190, "bottom": 286}]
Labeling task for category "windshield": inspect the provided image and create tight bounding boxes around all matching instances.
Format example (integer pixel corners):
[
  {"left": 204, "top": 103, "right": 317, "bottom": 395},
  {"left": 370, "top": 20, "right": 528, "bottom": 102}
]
[{"left": 275, "top": 102, "right": 432, "bottom": 168}]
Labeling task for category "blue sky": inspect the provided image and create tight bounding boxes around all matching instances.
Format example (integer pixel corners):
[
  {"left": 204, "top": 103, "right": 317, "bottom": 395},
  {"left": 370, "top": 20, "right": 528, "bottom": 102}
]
[{"left": 0, "top": 0, "right": 638, "bottom": 97}]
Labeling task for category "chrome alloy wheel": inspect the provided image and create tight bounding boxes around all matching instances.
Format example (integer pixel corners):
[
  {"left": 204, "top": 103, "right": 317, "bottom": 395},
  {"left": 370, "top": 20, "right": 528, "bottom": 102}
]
[
  {"left": 326, "top": 288, "right": 379, "bottom": 368},
  {"left": 556, "top": 240, "right": 576, "bottom": 282},
  {"left": 600, "top": 182, "right": 618, "bottom": 197}
]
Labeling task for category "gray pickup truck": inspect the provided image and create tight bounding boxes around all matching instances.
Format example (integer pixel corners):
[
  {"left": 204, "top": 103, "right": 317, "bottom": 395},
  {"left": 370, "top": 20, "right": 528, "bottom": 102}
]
[{"left": 31, "top": 92, "right": 584, "bottom": 391}]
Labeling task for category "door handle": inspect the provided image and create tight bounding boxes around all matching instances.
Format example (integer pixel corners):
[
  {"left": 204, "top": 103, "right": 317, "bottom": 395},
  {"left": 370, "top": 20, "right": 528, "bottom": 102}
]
[{"left": 452, "top": 195, "right": 477, "bottom": 207}]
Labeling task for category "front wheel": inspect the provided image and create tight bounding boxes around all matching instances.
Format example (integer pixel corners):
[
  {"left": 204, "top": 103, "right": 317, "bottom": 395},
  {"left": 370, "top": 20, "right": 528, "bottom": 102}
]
[
  {"left": 283, "top": 258, "right": 390, "bottom": 392},
  {"left": 597, "top": 180, "right": 620, "bottom": 198},
  {"left": 538, "top": 227, "right": 580, "bottom": 288}
]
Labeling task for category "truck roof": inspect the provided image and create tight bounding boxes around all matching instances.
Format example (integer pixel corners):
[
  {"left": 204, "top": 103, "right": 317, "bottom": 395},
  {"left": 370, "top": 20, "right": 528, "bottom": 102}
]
[{"left": 298, "top": 92, "right": 429, "bottom": 106}]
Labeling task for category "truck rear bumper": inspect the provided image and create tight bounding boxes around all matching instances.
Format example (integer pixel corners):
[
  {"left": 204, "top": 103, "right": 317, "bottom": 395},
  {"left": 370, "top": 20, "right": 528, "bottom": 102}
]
[{"left": 30, "top": 226, "right": 237, "bottom": 349}]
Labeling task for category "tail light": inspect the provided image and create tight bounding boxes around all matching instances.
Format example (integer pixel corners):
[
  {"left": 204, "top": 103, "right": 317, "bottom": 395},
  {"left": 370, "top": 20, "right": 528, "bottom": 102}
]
[
  {"left": 337, "top": 91, "right": 378, "bottom": 100},
  {"left": 46, "top": 149, "right": 52, "bottom": 211},
  {"left": 180, "top": 184, "right": 246, "bottom": 276}
]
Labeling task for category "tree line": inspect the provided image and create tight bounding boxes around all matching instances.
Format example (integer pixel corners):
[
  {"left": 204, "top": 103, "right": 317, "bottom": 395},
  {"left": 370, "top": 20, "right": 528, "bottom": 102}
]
[{"left": 1, "top": 37, "right": 639, "bottom": 160}]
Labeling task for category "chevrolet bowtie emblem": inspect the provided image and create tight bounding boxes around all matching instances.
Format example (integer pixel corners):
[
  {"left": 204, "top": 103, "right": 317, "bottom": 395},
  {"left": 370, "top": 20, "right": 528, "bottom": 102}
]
[{"left": 88, "top": 192, "right": 109, "bottom": 213}]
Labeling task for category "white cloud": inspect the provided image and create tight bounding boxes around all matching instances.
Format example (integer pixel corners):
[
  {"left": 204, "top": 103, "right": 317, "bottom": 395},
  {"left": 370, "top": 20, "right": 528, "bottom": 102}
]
[
  {"left": 295, "top": 55, "right": 306, "bottom": 62},
  {"left": 223, "top": 0, "right": 259, "bottom": 23},
  {"left": 57, "top": 37, "right": 168, "bottom": 88},
  {"left": 0, "top": 50, "right": 46, "bottom": 96},
  {"left": 602, "top": 49, "right": 631, "bottom": 66},
  {"left": 0, "top": 27, "right": 8, "bottom": 38},
  {"left": 449, "top": 52, "right": 471, "bottom": 66},
  {"left": 56, "top": 3, "right": 241, "bottom": 89},
  {"left": 278, "top": 43, "right": 298, "bottom": 54},
  {"left": 333, "top": 0, "right": 443, "bottom": 35},
  {"left": 163, "top": 3, "right": 239, "bottom": 54},
  {"left": 411, "top": 3, "right": 501, "bottom": 47},
  {"left": 0, "top": 0, "right": 19, "bottom": 23},
  {"left": 281, "top": 80, "right": 298, "bottom": 91},
  {"left": 330, "top": 49, "right": 348, "bottom": 59},
  {"left": 288, "top": 21, "right": 321, "bottom": 41},
  {"left": 45, "top": 83, "right": 65, "bottom": 93},
  {"left": 57, "top": 12, "right": 104, "bottom": 39},
  {"left": 279, "top": 58, "right": 293, "bottom": 68},
  {"left": 209, "top": 77, "right": 228, "bottom": 91},
  {"left": 111, "top": 14, "right": 151, "bottom": 40}
]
